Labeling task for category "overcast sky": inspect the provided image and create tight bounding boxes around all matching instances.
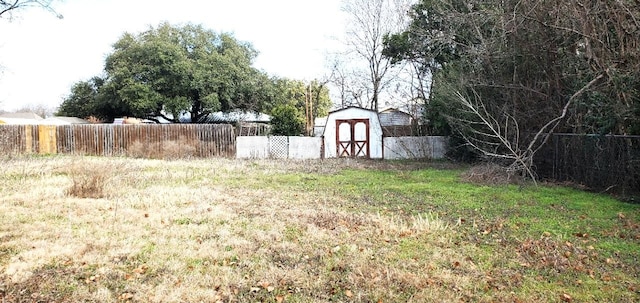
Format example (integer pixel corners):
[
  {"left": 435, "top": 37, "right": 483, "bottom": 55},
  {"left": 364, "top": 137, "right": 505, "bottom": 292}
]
[{"left": 0, "top": 0, "right": 345, "bottom": 112}]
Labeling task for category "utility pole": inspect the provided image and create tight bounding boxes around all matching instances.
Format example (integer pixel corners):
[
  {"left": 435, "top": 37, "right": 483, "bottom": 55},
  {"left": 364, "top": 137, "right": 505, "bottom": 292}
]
[{"left": 305, "top": 84, "right": 314, "bottom": 136}]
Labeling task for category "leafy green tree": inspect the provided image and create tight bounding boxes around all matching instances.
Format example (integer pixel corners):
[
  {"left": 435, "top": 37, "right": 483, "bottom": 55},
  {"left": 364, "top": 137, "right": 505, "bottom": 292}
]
[
  {"left": 268, "top": 79, "right": 331, "bottom": 116},
  {"left": 269, "top": 104, "right": 304, "bottom": 136},
  {"left": 57, "top": 77, "right": 103, "bottom": 118},
  {"left": 266, "top": 78, "right": 332, "bottom": 135},
  {"left": 59, "top": 22, "right": 269, "bottom": 122},
  {"left": 306, "top": 80, "right": 332, "bottom": 118},
  {"left": 387, "top": 0, "right": 640, "bottom": 136}
]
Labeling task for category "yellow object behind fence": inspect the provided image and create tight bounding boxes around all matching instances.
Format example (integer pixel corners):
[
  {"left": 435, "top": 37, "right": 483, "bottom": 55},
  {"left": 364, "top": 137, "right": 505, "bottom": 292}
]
[{"left": 38, "top": 125, "right": 57, "bottom": 154}]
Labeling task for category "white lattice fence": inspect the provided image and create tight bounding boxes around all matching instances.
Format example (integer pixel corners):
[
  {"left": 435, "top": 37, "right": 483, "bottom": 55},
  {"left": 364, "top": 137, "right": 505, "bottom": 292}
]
[{"left": 269, "top": 136, "right": 289, "bottom": 159}]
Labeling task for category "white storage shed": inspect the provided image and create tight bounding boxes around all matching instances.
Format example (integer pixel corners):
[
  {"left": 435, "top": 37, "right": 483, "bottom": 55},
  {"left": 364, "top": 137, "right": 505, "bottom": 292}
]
[{"left": 322, "top": 106, "right": 383, "bottom": 159}]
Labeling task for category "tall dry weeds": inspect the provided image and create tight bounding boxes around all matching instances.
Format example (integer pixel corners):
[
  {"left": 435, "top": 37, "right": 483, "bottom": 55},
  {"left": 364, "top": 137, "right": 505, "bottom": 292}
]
[
  {"left": 64, "top": 158, "right": 124, "bottom": 198},
  {"left": 461, "top": 162, "right": 526, "bottom": 186}
]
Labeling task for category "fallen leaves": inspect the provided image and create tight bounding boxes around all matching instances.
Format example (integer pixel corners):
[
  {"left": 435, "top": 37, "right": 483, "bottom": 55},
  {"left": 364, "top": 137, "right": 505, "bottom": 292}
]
[
  {"left": 345, "top": 289, "right": 354, "bottom": 297},
  {"left": 517, "top": 237, "right": 598, "bottom": 273},
  {"left": 84, "top": 274, "right": 100, "bottom": 284},
  {"left": 261, "top": 282, "right": 275, "bottom": 293},
  {"left": 251, "top": 281, "right": 277, "bottom": 293},
  {"left": 560, "top": 293, "right": 573, "bottom": 302},
  {"left": 132, "top": 264, "right": 148, "bottom": 275},
  {"left": 119, "top": 292, "right": 134, "bottom": 301}
]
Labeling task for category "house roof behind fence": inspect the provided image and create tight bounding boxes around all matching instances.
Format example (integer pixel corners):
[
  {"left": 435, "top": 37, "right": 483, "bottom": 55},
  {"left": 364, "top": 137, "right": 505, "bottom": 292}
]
[
  {"left": 0, "top": 117, "right": 44, "bottom": 124},
  {"left": 43, "top": 116, "right": 90, "bottom": 125},
  {"left": 378, "top": 108, "right": 414, "bottom": 126},
  {"left": 0, "top": 112, "right": 44, "bottom": 120},
  {"left": 178, "top": 110, "right": 271, "bottom": 123},
  {"left": 314, "top": 116, "right": 328, "bottom": 127}
]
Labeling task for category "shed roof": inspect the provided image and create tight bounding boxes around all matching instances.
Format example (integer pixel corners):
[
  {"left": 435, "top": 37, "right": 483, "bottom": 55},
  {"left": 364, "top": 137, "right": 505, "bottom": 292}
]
[{"left": 327, "top": 106, "right": 378, "bottom": 115}]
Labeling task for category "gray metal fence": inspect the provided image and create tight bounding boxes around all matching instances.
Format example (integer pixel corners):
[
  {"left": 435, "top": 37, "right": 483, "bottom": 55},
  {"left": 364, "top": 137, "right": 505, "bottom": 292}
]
[{"left": 535, "top": 133, "right": 640, "bottom": 199}]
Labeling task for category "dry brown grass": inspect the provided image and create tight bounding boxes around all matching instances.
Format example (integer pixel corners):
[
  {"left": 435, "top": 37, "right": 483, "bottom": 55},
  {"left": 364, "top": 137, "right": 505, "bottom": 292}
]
[
  {"left": 0, "top": 156, "right": 469, "bottom": 302},
  {"left": 2, "top": 156, "right": 636, "bottom": 302}
]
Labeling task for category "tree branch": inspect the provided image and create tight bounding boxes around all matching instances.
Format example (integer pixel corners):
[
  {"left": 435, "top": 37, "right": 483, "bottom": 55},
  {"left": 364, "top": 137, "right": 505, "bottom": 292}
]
[{"left": 528, "top": 72, "right": 606, "bottom": 154}]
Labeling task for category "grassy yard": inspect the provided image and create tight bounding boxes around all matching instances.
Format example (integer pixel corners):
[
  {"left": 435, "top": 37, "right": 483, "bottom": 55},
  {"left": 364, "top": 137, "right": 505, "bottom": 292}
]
[{"left": 0, "top": 156, "right": 638, "bottom": 302}]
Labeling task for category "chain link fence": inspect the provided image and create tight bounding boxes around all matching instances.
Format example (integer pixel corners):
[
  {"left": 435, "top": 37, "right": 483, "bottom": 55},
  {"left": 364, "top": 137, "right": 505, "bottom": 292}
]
[{"left": 535, "top": 134, "right": 640, "bottom": 201}]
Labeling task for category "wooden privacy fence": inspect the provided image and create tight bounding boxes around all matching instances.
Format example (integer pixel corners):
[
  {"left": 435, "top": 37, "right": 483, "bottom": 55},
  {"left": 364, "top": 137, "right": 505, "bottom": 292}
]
[
  {"left": 0, "top": 124, "right": 236, "bottom": 158},
  {"left": 0, "top": 124, "right": 39, "bottom": 154}
]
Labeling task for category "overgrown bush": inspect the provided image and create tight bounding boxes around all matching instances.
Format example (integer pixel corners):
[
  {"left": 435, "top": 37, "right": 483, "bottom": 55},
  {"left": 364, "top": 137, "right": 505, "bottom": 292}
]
[
  {"left": 65, "top": 161, "right": 113, "bottom": 198},
  {"left": 269, "top": 104, "right": 304, "bottom": 136}
]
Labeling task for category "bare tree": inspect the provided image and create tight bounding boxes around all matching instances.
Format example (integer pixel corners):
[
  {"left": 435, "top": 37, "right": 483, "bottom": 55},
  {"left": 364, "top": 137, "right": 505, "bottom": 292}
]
[
  {"left": 338, "top": 0, "right": 414, "bottom": 111},
  {"left": 0, "top": 0, "right": 62, "bottom": 19},
  {"left": 327, "top": 56, "right": 368, "bottom": 108},
  {"left": 449, "top": 73, "right": 605, "bottom": 183}
]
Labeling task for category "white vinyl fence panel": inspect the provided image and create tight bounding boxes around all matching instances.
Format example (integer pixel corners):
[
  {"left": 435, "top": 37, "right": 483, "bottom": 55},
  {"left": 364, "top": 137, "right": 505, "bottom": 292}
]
[
  {"left": 383, "top": 136, "right": 449, "bottom": 160},
  {"left": 237, "top": 135, "right": 448, "bottom": 160},
  {"left": 236, "top": 136, "right": 269, "bottom": 159},
  {"left": 289, "top": 136, "right": 323, "bottom": 159},
  {"left": 236, "top": 136, "right": 322, "bottom": 159}
]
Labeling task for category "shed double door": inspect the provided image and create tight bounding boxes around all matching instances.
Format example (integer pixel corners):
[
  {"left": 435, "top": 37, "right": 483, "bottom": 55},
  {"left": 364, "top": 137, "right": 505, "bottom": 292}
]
[{"left": 336, "top": 119, "right": 370, "bottom": 158}]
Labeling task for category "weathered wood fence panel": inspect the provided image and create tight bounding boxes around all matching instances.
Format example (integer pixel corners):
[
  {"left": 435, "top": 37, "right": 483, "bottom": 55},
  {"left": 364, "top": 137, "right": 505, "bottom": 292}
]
[
  {"left": 1, "top": 124, "right": 236, "bottom": 158},
  {"left": 0, "top": 125, "right": 38, "bottom": 155}
]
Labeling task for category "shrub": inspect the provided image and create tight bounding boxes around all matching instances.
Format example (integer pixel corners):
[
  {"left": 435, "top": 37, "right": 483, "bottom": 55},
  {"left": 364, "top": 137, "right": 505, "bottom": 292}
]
[
  {"left": 65, "top": 161, "right": 113, "bottom": 198},
  {"left": 270, "top": 105, "right": 304, "bottom": 136}
]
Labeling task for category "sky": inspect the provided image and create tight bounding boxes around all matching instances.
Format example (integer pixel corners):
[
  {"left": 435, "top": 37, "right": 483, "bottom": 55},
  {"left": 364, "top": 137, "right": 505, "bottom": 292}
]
[{"left": 0, "top": 0, "right": 346, "bottom": 112}]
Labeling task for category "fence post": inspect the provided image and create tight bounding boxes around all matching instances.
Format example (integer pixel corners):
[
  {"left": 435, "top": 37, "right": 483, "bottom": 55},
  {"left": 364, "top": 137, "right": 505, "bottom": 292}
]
[{"left": 552, "top": 133, "right": 558, "bottom": 180}]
